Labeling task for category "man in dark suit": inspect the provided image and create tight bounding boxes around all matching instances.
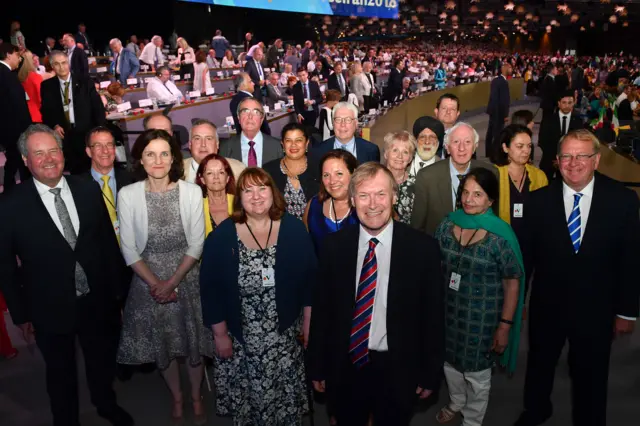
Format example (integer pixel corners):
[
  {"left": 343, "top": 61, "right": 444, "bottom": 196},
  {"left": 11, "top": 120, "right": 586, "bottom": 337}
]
[
  {"left": 40, "top": 50, "right": 106, "bottom": 174},
  {"left": 265, "top": 72, "right": 289, "bottom": 108},
  {"left": 219, "top": 97, "right": 282, "bottom": 167},
  {"left": 328, "top": 62, "right": 349, "bottom": 101},
  {"left": 62, "top": 33, "right": 89, "bottom": 80},
  {"left": 539, "top": 63, "right": 558, "bottom": 119},
  {"left": 538, "top": 90, "right": 582, "bottom": 180},
  {"left": 109, "top": 38, "right": 140, "bottom": 86},
  {"left": 43, "top": 37, "right": 58, "bottom": 57},
  {"left": 0, "top": 124, "right": 133, "bottom": 426},
  {"left": 75, "top": 23, "right": 92, "bottom": 53},
  {"left": 362, "top": 61, "right": 379, "bottom": 111},
  {"left": 293, "top": 67, "right": 323, "bottom": 133},
  {"left": 243, "top": 46, "right": 266, "bottom": 102},
  {"left": 230, "top": 72, "right": 270, "bottom": 136},
  {"left": 385, "top": 58, "right": 405, "bottom": 104},
  {"left": 485, "top": 62, "right": 512, "bottom": 158},
  {"left": 514, "top": 129, "right": 639, "bottom": 426},
  {"left": 311, "top": 102, "right": 380, "bottom": 164},
  {"left": 308, "top": 162, "right": 444, "bottom": 425},
  {"left": 571, "top": 62, "right": 584, "bottom": 98},
  {"left": 266, "top": 38, "right": 283, "bottom": 72},
  {"left": 411, "top": 122, "right": 497, "bottom": 236},
  {"left": 0, "top": 43, "right": 32, "bottom": 192}
]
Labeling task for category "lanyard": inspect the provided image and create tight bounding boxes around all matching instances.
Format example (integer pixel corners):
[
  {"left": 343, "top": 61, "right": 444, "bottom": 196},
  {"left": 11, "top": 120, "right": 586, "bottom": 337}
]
[
  {"left": 330, "top": 198, "right": 351, "bottom": 232},
  {"left": 245, "top": 220, "right": 273, "bottom": 262},
  {"left": 511, "top": 168, "right": 528, "bottom": 193},
  {"left": 455, "top": 228, "right": 480, "bottom": 272}
]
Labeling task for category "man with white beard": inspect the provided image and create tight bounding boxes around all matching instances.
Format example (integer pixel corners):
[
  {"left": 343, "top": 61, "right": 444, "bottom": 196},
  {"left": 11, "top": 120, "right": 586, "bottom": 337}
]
[{"left": 408, "top": 116, "right": 444, "bottom": 178}]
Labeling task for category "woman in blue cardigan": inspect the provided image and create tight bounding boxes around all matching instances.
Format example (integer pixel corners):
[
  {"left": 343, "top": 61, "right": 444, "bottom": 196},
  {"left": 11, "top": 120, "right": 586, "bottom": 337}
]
[{"left": 200, "top": 167, "right": 317, "bottom": 426}]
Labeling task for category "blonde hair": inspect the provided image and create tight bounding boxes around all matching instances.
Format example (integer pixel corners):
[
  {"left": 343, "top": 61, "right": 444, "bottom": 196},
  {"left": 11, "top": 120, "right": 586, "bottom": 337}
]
[
  {"left": 557, "top": 129, "right": 601, "bottom": 155},
  {"left": 348, "top": 162, "right": 398, "bottom": 200},
  {"left": 18, "top": 50, "right": 37, "bottom": 83},
  {"left": 177, "top": 37, "right": 190, "bottom": 50},
  {"left": 382, "top": 131, "right": 417, "bottom": 165}
]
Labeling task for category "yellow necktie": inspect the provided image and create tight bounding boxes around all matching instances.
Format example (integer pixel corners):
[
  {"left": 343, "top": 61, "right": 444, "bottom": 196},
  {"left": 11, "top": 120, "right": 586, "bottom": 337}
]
[{"left": 101, "top": 175, "right": 119, "bottom": 245}]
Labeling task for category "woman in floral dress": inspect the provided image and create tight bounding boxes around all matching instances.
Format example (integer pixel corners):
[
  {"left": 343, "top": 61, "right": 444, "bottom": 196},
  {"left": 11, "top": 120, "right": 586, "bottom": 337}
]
[{"left": 383, "top": 131, "right": 417, "bottom": 224}]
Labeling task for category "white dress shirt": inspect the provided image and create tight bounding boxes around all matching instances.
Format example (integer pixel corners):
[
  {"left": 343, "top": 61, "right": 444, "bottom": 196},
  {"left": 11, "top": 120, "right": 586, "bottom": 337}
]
[
  {"left": 333, "top": 136, "right": 357, "bottom": 158},
  {"left": 34, "top": 177, "right": 80, "bottom": 236},
  {"left": 59, "top": 75, "right": 75, "bottom": 124},
  {"left": 146, "top": 77, "right": 183, "bottom": 104},
  {"left": 255, "top": 59, "right": 264, "bottom": 80},
  {"left": 67, "top": 46, "right": 75, "bottom": 64},
  {"left": 240, "top": 131, "right": 264, "bottom": 167},
  {"left": 355, "top": 221, "right": 393, "bottom": 351},
  {"left": 409, "top": 153, "right": 437, "bottom": 178},
  {"left": 185, "top": 158, "right": 199, "bottom": 183},
  {"left": 562, "top": 177, "right": 635, "bottom": 321},
  {"left": 449, "top": 159, "right": 471, "bottom": 209},
  {"left": 139, "top": 43, "right": 165, "bottom": 66},
  {"left": 559, "top": 111, "right": 572, "bottom": 135}
]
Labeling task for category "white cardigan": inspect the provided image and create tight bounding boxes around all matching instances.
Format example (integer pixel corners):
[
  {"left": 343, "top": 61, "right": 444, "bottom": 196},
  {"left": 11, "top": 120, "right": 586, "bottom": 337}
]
[{"left": 117, "top": 180, "right": 205, "bottom": 266}]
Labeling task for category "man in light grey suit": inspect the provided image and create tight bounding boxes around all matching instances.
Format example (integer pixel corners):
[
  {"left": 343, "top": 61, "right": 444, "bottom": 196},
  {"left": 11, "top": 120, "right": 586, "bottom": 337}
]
[
  {"left": 410, "top": 122, "right": 497, "bottom": 236},
  {"left": 219, "top": 97, "right": 283, "bottom": 167}
]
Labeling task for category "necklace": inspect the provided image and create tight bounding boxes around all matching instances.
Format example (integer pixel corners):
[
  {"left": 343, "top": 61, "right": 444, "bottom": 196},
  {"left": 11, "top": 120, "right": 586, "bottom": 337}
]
[
  {"left": 329, "top": 198, "right": 351, "bottom": 231},
  {"left": 281, "top": 157, "right": 307, "bottom": 181},
  {"left": 508, "top": 167, "right": 527, "bottom": 193}
]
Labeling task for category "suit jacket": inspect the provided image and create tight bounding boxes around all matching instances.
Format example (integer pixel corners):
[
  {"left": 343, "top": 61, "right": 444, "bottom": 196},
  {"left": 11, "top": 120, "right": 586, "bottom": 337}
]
[
  {"left": 328, "top": 72, "right": 350, "bottom": 99},
  {"left": 307, "top": 222, "right": 445, "bottom": 398},
  {"left": 69, "top": 47, "right": 89, "bottom": 80},
  {"left": 265, "top": 83, "right": 288, "bottom": 109},
  {"left": 524, "top": 174, "right": 639, "bottom": 332},
  {"left": 0, "top": 62, "right": 32, "bottom": 151},
  {"left": 75, "top": 32, "right": 91, "bottom": 50},
  {"left": 262, "top": 157, "right": 319, "bottom": 201},
  {"left": 410, "top": 159, "right": 498, "bottom": 236},
  {"left": 112, "top": 48, "right": 140, "bottom": 85},
  {"left": 0, "top": 176, "right": 125, "bottom": 334},
  {"left": 229, "top": 90, "right": 271, "bottom": 135},
  {"left": 310, "top": 136, "right": 381, "bottom": 165},
  {"left": 386, "top": 67, "right": 404, "bottom": 102},
  {"left": 292, "top": 80, "right": 323, "bottom": 117},
  {"left": 486, "top": 75, "right": 510, "bottom": 119},
  {"left": 244, "top": 58, "right": 265, "bottom": 101},
  {"left": 219, "top": 133, "right": 283, "bottom": 167},
  {"left": 555, "top": 73, "right": 569, "bottom": 93},
  {"left": 539, "top": 75, "right": 558, "bottom": 112},
  {"left": 350, "top": 74, "right": 371, "bottom": 111},
  {"left": 40, "top": 73, "right": 106, "bottom": 133},
  {"left": 538, "top": 111, "right": 583, "bottom": 153},
  {"left": 571, "top": 67, "right": 584, "bottom": 91}
]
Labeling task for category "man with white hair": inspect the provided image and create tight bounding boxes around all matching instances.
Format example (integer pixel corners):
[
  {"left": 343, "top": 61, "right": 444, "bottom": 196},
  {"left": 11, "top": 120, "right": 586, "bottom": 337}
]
[
  {"left": 310, "top": 102, "right": 380, "bottom": 163},
  {"left": 244, "top": 47, "right": 265, "bottom": 102},
  {"left": 109, "top": 38, "right": 139, "bottom": 85},
  {"left": 138, "top": 35, "right": 165, "bottom": 71},
  {"left": 279, "top": 62, "right": 294, "bottom": 86},
  {"left": 411, "top": 122, "right": 497, "bottom": 236}
]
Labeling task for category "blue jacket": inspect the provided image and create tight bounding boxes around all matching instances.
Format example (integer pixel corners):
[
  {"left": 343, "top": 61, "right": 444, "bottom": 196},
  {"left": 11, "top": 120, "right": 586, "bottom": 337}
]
[
  {"left": 310, "top": 136, "right": 381, "bottom": 166},
  {"left": 211, "top": 35, "right": 230, "bottom": 59},
  {"left": 111, "top": 48, "right": 140, "bottom": 85},
  {"left": 200, "top": 213, "right": 317, "bottom": 344}
]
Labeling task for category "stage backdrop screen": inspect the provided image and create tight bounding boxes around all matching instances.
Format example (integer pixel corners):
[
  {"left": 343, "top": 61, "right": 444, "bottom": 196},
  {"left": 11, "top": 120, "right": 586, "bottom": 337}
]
[{"left": 179, "top": 0, "right": 399, "bottom": 19}]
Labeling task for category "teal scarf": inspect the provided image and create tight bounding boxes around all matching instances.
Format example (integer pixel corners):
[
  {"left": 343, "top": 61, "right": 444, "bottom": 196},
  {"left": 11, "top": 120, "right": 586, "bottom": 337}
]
[{"left": 447, "top": 208, "right": 525, "bottom": 376}]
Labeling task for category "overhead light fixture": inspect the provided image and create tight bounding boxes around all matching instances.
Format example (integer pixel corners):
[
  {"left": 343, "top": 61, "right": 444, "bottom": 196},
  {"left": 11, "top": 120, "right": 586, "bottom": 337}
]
[
  {"left": 609, "top": 15, "right": 617, "bottom": 24},
  {"left": 623, "top": 21, "right": 629, "bottom": 27},
  {"left": 486, "top": 12, "right": 494, "bottom": 20},
  {"left": 546, "top": 25, "right": 552, "bottom": 32},
  {"left": 550, "top": 19, "right": 558, "bottom": 26},
  {"left": 570, "top": 14, "right": 579, "bottom": 23},
  {"left": 469, "top": 5, "right": 479, "bottom": 14},
  {"left": 504, "top": 2, "right": 515, "bottom": 11},
  {"left": 516, "top": 5, "right": 526, "bottom": 14},
  {"left": 445, "top": 0, "right": 456, "bottom": 10},
  {"left": 580, "top": 26, "right": 586, "bottom": 31},
  {"left": 439, "top": 12, "right": 447, "bottom": 20},
  {"left": 513, "top": 19, "right": 520, "bottom": 26}
]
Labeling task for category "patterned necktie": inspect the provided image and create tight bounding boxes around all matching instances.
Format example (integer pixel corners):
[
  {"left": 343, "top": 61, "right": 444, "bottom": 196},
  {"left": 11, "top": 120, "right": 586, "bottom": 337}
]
[
  {"left": 63, "top": 81, "right": 70, "bottom": 123},
  {"left": 101, "top": 176, "right": 119, "bottom": 245},
  {"left": 49, "top": 188, "right": 90, "bottom": 296},
  {"left": 568, "top": 193, "right": 583, "bottom": 253},
  {"left": 349, "top": 238, "right": 380, "bottom": 368},
  {"left": 248, "top": 141, "right": 257, "bottom": 167}
]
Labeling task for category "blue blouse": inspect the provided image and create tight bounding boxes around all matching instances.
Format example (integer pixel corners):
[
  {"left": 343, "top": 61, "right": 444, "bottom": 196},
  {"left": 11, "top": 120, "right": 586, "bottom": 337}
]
[{"left": 307, "top": 195, "right": 359, "bottom": 253}]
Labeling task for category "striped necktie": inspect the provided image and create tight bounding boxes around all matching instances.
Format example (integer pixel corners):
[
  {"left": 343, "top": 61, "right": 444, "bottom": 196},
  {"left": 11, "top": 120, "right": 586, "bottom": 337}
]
[
  {"left": 568, "top": 193, "right": 583, "bottom": 253},
  {"left": 349, "top": 237, "right": 379, "bottom": 368}
]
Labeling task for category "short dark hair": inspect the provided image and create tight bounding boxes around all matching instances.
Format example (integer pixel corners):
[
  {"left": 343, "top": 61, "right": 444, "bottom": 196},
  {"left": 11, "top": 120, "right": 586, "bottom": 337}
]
[
  {"left": 195, "top": 49, "right": 206, "bottom": 64},
  {"left": 281, "top": 122, "right": 310, "bottom": 142},
  {"left": 85, "top": 126, "right": 114, "bottom": 147},
  {"left": 492, "top": 124, "right": 532, "bottom": 166},
  {"left": 0, "top": 43, "right": 19, "bottom": 60},
  {"left": 558, "top": 90, "right": 575, "bottom": 101},
  {"left": 231, "top": 168, "right": 286, "bottom": 223},
  {"left": 325, "top": 89, "right": 342, "bottom": 102},
  {"left": 436, "top": 93, "right": 460, "bottom": 110},
  {"left": 317, "top": 149, "right": 358, "bottom": 202},
  {"left": 130, "top": 129, "right": 184, "bottom": 183},
  {"left": 455, "top": 168, "right": 500, "bottom": 214},
  {"left": 156, "top": 65, "right": 170, "bottom": 77},
  {"left": 296, "top": 67, "right": 308, "bottom": 74},
  {"left": 143, "top": 113, "right": 173, "bottom": 130},
  {"left": 510, "top": 109, "right": 534, "bottom": 127},
  {"left": 195, "top": 153, "right": 236, "bottom": 197}
]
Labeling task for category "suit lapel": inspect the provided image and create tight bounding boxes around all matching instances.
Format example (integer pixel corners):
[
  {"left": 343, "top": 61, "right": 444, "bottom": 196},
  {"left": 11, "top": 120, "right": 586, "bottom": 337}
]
[
  {"left": 437, "top": 160, "right": 454, "bottom": 213},
  {"left": 578, "top": 176, "right": 604, "bottom": 255},
  {"left": 344, "top": 227, "right": 360, "bottom": 306},
  {"left": 550, "top": 181, "right": 575, "bottom": 254},
  {"left": 66, "top": 178, "right": 87, "bottom": 241},
  {"left": 386, "top": 222, "right": 402, "bottom": 322}
]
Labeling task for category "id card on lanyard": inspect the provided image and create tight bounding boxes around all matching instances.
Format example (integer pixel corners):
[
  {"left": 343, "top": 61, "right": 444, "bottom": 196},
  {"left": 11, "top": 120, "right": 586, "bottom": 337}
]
[{"left": 449, "top": 228, "right": 480, "bottom": 292}]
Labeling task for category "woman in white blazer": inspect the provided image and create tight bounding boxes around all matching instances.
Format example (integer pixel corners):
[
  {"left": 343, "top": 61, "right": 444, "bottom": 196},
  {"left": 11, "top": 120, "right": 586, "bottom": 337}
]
[
  {"left": 117, "top": 129, "right": 212, "bottom": 425},
  {"left": 349, "top": 62, "right": 371, "bottom": 113}
]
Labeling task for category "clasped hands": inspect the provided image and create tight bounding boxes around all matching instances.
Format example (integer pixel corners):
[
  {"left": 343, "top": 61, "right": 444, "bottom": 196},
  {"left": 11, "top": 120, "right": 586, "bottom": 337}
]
[{"left": 149, "top": 277, "right": 178, "bottom": 303}]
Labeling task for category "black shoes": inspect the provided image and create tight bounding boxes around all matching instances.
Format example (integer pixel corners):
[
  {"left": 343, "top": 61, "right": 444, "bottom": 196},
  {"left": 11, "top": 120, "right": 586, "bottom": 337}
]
[
  {"left": 513, "top": 411, "right": 552, "bottom": 426},
  {"left": 97, "top": 405, "right": 134, "bottom": 426}
]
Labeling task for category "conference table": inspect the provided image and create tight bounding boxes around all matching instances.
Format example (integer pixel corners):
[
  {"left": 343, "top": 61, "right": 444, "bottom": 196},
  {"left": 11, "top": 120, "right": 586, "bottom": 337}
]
[{"left": 122, "top": 78, "right": 236, "bottom": 104}]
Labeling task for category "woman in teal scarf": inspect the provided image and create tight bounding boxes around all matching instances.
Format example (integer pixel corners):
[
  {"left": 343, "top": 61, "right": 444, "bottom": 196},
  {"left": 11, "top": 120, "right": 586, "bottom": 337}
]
[{"left": 434, "top": 168, "right": 524, "bottom": 425}]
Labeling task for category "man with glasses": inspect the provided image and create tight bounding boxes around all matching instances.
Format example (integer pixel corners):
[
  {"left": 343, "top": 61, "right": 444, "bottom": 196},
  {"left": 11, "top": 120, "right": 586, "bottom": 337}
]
[
  {"left": 310, "top": 102, "right": 380, "bottom": 164},
  {"left": 409, "top": 116, "right": 444, "bottom": 178},
  {"left": 145, "top": 66, "right": 183, "bottom": 105},
  {"left": 514, "top": 129, "right": 639, "bottom": 426},
  {"left": 219, "top": 97, "right": 282, "bottom": 167},
  {"left": 182, "top": 118, "right": 245, "bottom": 182}
]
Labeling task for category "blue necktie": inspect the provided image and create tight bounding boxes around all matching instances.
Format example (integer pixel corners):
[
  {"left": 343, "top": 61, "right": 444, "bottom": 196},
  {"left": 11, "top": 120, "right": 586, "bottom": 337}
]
[{"left": 568, "top": 193, "right": 583, "bottom": 253}]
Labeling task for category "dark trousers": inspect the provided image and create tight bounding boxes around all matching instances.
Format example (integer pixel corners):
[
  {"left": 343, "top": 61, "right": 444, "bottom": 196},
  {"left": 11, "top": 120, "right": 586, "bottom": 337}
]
[
  {"left": 485, "top": 115, "right": 505, "bottom": 159},
  {"left": 538, "top": 148, "right": 556, "bottom": 181},
  {"left": 3, "top": 143, "right": 30, "bottom": 192},
  {"left": 35, "top": 297, "right": 120, "bottom": 426},
  {"left": 300, "top": 110, "right": 318, "bottom": 133},
  {"left": 63, "top": 128, "right": 91, "bottom": 175},
  {"left": 331, "top": 351, "right": 414, "bottom": 426},
  {"left": 523, "top": 309, "right": 612, "bottom": 426}
]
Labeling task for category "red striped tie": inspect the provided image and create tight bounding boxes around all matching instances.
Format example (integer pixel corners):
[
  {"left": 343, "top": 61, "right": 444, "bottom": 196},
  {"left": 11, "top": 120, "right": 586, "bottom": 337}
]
[{"left": 349, "top": 238, "right": 379, "bottom": 368}]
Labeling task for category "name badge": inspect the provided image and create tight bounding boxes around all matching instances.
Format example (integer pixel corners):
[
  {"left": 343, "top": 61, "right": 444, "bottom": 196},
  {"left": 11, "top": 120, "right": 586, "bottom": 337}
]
[
  {"left": 126, "top": 78, "right": 138, "bottom": 85},
  {"left": 138, "top": 99, "right": 153, "bottom": 108},
  {"left": 63, "top": 105, "right": 70, "bottom": 112},
  {"left": 100, "top": 81, "right": 111, "bottom": 89},
  {"left": 262, "top": 268, "right": 275, "bottom": 287},
  {"left": 184, "top": 73, "right": 191, "bottom": 79},
  {"left": 449, "top": 272, "right": 461, "bottom": 291},
  {"left": 513, "top": 203, "right": 523, "bottom": 218}
]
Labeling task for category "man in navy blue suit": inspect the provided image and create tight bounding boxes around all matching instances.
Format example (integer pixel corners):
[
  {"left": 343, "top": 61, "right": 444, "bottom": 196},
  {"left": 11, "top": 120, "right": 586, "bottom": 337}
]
[
  {"left": 310, "top": 102, "right": 380, "bottom": 164},
  {"left": 485, "top": 62, "right": 512, "bottom": 158}
]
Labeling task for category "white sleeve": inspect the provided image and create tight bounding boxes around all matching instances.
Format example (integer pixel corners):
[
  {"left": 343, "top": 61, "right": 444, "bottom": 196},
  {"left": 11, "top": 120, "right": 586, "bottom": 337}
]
[
  {"left": 185, "top": 185, "right": 205, "bottom": 260},
  {"left": 117, "top": 189, "right": 142, "bottom": 266}
]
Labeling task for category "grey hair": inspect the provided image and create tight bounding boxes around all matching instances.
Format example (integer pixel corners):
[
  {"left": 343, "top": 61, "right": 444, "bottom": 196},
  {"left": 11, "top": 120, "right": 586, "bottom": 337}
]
[
  {"left": 237, "top": 96, "right": 264, "bottom": 117},
  {"left": 382, "top": 131, "right": 417, "bottom": 165},
  {"left": 189, "top": 118, "right": 218, "bottom": 142},
  {"left": 332, "top": 101, "right": 358, "bottom": 120},
  {"left": 151, "top": 35, "right": 162, "bottom": 43},
  {"left": 109, "top": 38, "right": 122, "bottom": 47},
  {"left": 348, "top": 162, "right": 398, "bottom": 201},
  {"left": 402, "top": 77, "right": 411, "bottom": 83},
  {"left": 17, "top": 124, "right": 63, "bottom": 157},
  {"left": 49, "top": 50, "right": 67, "bottom": 63},
  {"left": 443, "top": 121, "right": 479, "bottom": 148}
]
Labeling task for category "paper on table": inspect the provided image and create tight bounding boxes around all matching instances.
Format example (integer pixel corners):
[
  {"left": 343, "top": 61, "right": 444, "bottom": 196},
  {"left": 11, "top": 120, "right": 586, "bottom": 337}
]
[
  {"left": 117, "top": 101, "right": 132, "bottom": 112},
  {"left": 138, "top": 99, "right": 153, "bottom": 108},
  {"left": 205, "top": 88, "right": 215, "bottom": 95},
  {"left": 96, "top": 67, "right": 107, "bottom": 73},
  {"left": 173, "top": 76, "right": 181, "bottom": 81},
  {"left": 188, "top": 91, "right": 201, "bottom": 98},
  {"left": 99, "top": 81, "right": 111, "bottom": 89},
  {"left": 126, "top": 78, "right": 138, "bottom": 85},
  {"left": 263, "top": 106, "right": 270, "bottom": 113}
]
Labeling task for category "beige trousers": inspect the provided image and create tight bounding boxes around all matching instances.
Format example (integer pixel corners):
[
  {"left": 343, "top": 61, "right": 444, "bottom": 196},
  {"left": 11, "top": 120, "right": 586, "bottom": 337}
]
[{"left": 443, "top": 362, "right": 492, "bottom": 426}]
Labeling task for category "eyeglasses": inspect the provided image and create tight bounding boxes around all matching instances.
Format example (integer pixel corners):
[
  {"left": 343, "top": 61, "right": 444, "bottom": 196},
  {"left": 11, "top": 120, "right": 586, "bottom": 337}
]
[
  {"left": 334, "top": 117, "right": 356, "bottom": 125},
  {"left": 558, "top": 153, "right": 597, "bottom": 163},
  {"left": 90, "top": 143, "right": 115, "bottom": 151},
  {"left": 239, "top": 108, "right": 264, "bottom": 118}
]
